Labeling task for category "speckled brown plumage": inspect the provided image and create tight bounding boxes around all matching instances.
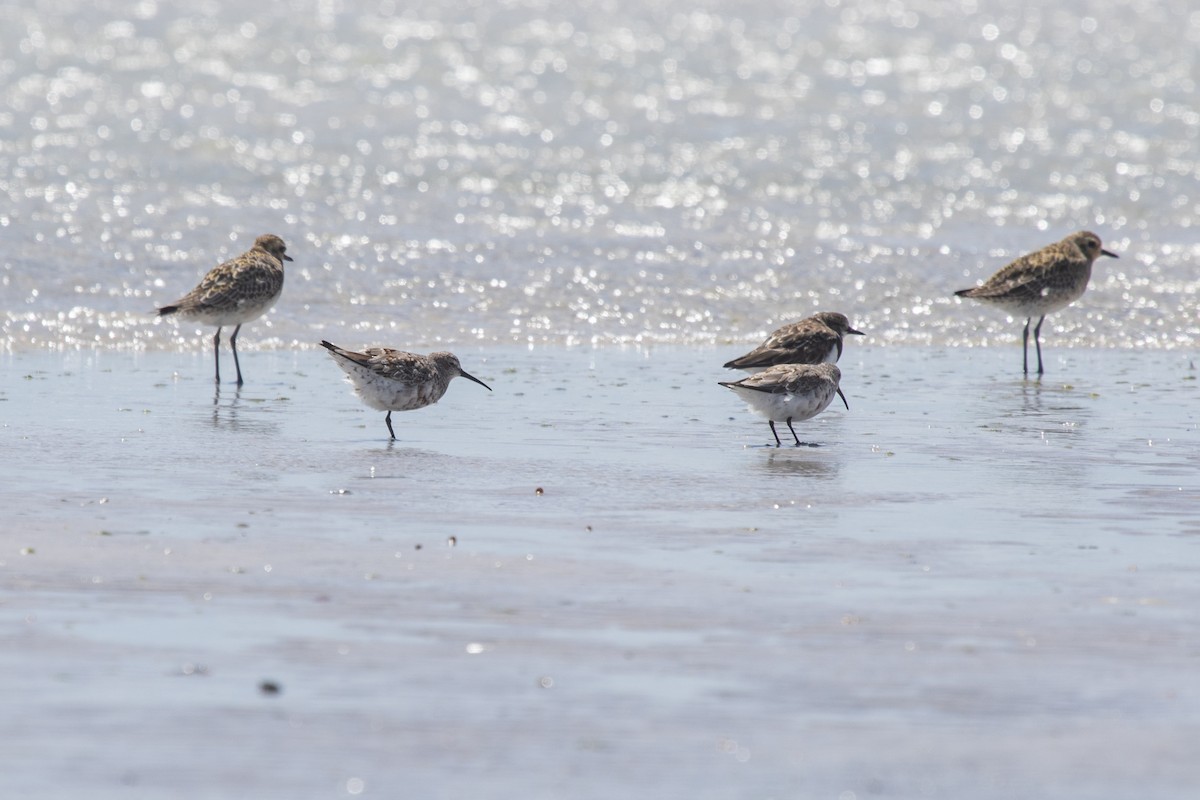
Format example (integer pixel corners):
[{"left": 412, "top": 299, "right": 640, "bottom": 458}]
[{"left": 723, "top": 311, "right": 864, "bottom": 371}]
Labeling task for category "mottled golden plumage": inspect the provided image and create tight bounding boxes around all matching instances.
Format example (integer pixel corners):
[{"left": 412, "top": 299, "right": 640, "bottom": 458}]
[
  {"left": 955, "top": 230, "right": 1117, "bottom": 375},
  {"left": 158, "top": 234, "right": 291, "bottom": 384}
]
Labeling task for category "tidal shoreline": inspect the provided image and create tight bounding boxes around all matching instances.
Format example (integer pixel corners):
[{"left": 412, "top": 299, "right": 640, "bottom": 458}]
[{"left": 3, "top": 345, "right": 1198, "bottom": 798}]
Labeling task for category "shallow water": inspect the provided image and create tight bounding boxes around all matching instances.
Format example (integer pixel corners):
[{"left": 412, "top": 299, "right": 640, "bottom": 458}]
[
  {"left": 3, "top": 0, "right": 1200, "bottom": 351},
  {"left": 3, "top": 346, "right": 1199, "bottom": 798},
  {"left": 4, "top": 0, "right": 1200, "bottom": 795}
]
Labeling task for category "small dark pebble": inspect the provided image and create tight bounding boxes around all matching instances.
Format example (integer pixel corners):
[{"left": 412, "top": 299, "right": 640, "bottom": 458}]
[{"left": 259, "top": 680, "right": 281, "bottom": 695}]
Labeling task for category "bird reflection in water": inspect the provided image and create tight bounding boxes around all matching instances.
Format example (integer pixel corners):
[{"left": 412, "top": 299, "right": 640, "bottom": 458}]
[
  {"left": 1020, "top": 378, "right": 1046, "bottom": 415},
  {"left": 758, "top": 449, "right": 841, "bottom": 480},
  {"left": 211, "top": 383, "right": 242, "bottom": 428},
  {"left": 1011, "top": 377, "right": 1089, "bottom": 425},
  {"left": 208, "top": 385, "right": 285, "bottom": 436}
]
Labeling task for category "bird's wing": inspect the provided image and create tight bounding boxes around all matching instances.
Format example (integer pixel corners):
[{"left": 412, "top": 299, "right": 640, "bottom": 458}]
[{"left": 366, "top": 349, "right": 440, "bottom": 383}]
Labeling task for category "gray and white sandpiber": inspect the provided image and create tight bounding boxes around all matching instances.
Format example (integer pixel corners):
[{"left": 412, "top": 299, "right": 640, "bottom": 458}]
[
  {"left": 320, "top": 341, "right": 491, "bottom": 440},
  {"left": 720, "top": 362, "right": 848, "bottom": 447}
]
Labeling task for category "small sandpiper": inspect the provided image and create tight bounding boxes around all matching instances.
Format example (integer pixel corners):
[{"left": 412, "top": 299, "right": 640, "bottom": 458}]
[
  {"left": 320, "top": 341, "right": 492, "bottom": 440},
  {"left": 955, "top": 230, "right": 1118, "bottom": 375},
  {"left": 719, "top": 362, "right": 848, "bottom": 447},
  {"left": 723, "top": 311, "right": 864, "bottom": 371},
  {"left": 157, "top": 233, "right": 291, "bottom": 385}
]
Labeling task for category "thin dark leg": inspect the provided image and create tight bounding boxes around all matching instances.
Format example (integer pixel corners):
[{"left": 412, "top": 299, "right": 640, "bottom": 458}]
[
  {"left": 385, "top": 411, "right": 396, "bottom": 440},
  {"left": 229, "top": 324, "right": 244, "bottom": 386},
  {"left": 212, "top": 326, "right": 222, "bottom": 384},
  {"left": 1021, "top": 318, "right": 1030, "bottom": 375},
  {"left": 1033, "top": 316, "right": 1045, "bottom": 375},
  {"left": 768, "top": 420, "right": 782, "bottom": 447},
  {"left": 786, "top": 417, "right": 801, "bottom": 446}
]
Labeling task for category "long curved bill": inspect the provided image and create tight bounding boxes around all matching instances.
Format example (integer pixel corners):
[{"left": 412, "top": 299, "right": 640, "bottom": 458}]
[
  {"left": 460, "top": 370, "right": 492, "bottom": 391},
  {"left": 837, "top": 387, "right": 849, "bottom": 410}
]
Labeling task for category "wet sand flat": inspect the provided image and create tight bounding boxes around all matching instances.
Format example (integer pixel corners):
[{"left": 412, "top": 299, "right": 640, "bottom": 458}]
[{"left": 2, "top": 345, "right": 1199, "bottom": 799}]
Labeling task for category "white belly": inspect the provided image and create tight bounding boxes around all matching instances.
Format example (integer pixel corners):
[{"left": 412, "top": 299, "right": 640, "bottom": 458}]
[
  {"left": 338, "top": 363, "right": 446, "bottom": 412},
  {"left": 734, "top": 384, "right": 836, "bottom": 423}
]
